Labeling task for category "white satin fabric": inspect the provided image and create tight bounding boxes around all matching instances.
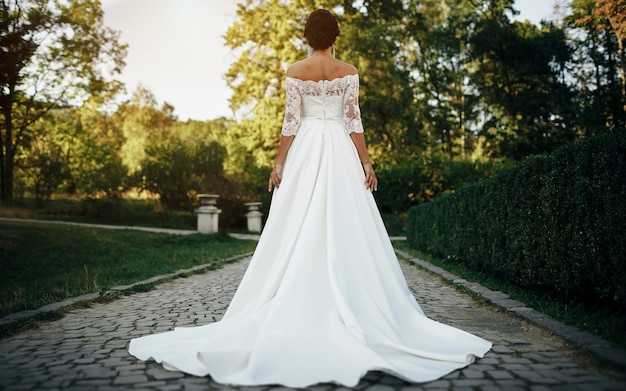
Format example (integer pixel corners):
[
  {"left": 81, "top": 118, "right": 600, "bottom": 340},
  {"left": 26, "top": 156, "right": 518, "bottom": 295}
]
[{"left": 128, "top": 75, "right": 491, "bottom": 387}]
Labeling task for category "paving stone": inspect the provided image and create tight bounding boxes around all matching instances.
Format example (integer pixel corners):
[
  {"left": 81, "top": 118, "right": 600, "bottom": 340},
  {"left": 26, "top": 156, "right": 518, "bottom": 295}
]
[
  {"left": 363, "top": 385, "right": 395, "bottom": 391},
  {"left": 158, "top": 384, "right": 190, "bottom": 391},
  {"left": 147, "top": 366, "right": 186, "bottom": 380},
  {"left": 134, "top": 381, "right": 169, "bottom": 388},
  {"left": 183, "top": 384, "right": 219, "bottom": 391},
  {"left": 495, "top": 379, "right": 529, "bottom": 387},
  {"left": 378, "top": 375, "right": 407, "bottom": 386},
  {"left": 468, "top": 363, "right": 496, "bottom": 372},
  {"left": 112, "top": 373, "right": 149, "bottom": 384},
  {"left": 479, "top": 387, "right": 516, "bottom": 391},
  {"left": 98, "top": 358, "right": 127, "bottom": 369},
  {"left": 488, "top": 370, "right": 516, "bottom": 380},
  {"left": 477, "top": 357, "right": 500, "bottom": 365},
  {"left": 451, "top": 378, "right": 497, "bottom": 387},
  {"left": 500, "top": 363, "right": 531, "bottom": 371},
  {"left": 1, "top": 384, "right": 42, "bottom": 391},
  {"left": 73, "top": 379, "right": 114, "bottom": 387},
  {"left": 491, "top": 344, "right": 515, "bottom": 353},
  {"left": 460, "top": 368, "right": 485, "bottom": 379},
  {"left": 441, "top": 370, "right": 461, "bottom": 380},
  {"left": 521, "top": 352, "right": 549, "bottom": 361},
  {"left": 116, "top": 363, "right": 147, "bottom": 372},
  {"left": 79, "top": 367, "right": 118, "bottom": 379},
  {"left": 72, "top": 357, "right": 96, "bottom": 364},
  {"left": 501, "top": 357, "right": 533, "bottom": 364},
  {"left": 528, "top": 362, "right": 557, "bottom": 371}
]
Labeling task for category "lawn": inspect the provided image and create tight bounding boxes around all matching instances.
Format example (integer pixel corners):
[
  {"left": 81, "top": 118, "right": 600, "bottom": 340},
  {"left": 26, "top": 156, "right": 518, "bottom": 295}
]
[{"left": 0, "top": 221, "right": 258, "bottom": 317}]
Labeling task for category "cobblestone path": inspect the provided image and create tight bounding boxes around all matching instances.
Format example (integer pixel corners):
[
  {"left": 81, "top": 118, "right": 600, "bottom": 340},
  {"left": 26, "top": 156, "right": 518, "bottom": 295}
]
[{"left": 1, "top": 257, "right": 624, "bottom": 390}]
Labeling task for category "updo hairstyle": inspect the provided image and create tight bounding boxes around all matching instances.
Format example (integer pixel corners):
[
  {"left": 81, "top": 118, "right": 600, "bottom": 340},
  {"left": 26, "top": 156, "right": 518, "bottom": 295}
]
[{"left": 304, "top": 9, "right": 340, "bottom": 51}]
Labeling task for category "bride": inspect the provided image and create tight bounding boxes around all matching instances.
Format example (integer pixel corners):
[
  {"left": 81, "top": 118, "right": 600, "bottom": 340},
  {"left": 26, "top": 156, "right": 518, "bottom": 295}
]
[{"left": 129, "top": 8, "right": 491, "bottom": 387}]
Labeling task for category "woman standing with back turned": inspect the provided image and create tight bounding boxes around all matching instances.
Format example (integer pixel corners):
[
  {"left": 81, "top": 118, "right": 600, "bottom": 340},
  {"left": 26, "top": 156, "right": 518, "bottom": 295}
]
[{"left": 129, "top": 9, "right": 492, "bottom": 387}]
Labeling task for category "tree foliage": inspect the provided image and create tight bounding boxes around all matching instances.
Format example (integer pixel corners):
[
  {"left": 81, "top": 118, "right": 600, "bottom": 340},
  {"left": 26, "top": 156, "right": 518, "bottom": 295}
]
[
  {"left": 569, "top": 0, "right": 626, "bottom": 132},
  {"left": 4, "top": 0, "right": 626, "bottom": 222},
  {"left": 138, "top": 140, "right": 227, "bottom": 212},
  {"left": 594, "top": 0, "right": 626, "bottom": 100},
  {"left": 116, "top": 86, "right": 176, "bottom": 174},
  {"left": 14, "top": 103, "right": 127, "bottom": 201},
  {"left": 470, "top": 1, "right": 577, "bottom": 159},
  {"left": 0, "top": 0, "right": 126, "bottom": 202},
  {"left": 222, "top": 0, "right": 305, "bottom": 173}
]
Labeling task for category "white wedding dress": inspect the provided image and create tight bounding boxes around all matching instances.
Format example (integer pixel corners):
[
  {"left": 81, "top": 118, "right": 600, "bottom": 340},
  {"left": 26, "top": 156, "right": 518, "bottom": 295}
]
[{"left": 128, "top": 74, "right": 491, "bottom": 387}]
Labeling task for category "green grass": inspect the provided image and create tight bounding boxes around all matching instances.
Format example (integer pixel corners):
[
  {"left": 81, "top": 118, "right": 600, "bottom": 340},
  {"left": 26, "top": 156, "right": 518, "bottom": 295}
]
[
  {"left": 0, "top": 221, "right": 258, "bottom": 317},
  {"left": 1, "top": 197, "right": 198, "bottom": 230},
  {"left": 394, "top": 241, "right": 626, "bottom": 349}
]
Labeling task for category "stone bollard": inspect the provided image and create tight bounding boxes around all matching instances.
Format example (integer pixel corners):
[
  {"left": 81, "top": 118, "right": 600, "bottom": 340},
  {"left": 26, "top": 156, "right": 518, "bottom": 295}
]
[
  {"left": 196, "top": 194, "right": 221, "bottom": 234},
  {"left": 244, "top": 202, "right": 263, "bottom": 233}
]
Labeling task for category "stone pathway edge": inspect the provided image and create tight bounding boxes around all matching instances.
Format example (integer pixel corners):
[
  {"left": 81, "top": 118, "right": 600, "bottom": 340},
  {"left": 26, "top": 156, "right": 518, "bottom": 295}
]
[{"left": 394, "top": 248, "right": 626, "bottom": 373}]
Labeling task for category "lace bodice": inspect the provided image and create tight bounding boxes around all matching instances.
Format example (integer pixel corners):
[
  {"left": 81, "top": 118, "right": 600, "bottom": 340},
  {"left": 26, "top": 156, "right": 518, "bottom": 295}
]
[{"left": 281, "top": 74, "right": 364, "bottom": 136}]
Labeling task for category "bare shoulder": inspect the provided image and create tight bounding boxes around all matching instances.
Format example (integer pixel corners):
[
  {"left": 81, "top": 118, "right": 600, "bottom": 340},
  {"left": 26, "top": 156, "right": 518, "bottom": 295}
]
[
  {"left": 286, "top": 60, "right": 308, "bottom": 78},
  {"left": 338, "top": 60, "right": 358, "bottom": 76},
  {"left": 286, "top": 58, "right": 358, "bottom": 80}
]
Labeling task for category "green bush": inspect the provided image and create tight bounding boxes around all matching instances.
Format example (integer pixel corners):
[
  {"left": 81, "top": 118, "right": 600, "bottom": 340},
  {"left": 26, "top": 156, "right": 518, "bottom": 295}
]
[
  {"left": 78, "top": 197, "right": 132, "bottom": 221},
  {"left": 138, "top": 140, "right": 228, "bottom": 212},
  {"left": 407, "top": 129, "right": 626, "bottom": 312},
  {"left": 375, "top": 155, "right": 510, "bottom": 213}
]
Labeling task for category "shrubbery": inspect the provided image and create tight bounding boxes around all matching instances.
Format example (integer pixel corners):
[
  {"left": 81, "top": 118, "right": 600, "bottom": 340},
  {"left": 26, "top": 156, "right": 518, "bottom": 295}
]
[
  {"left": 375, "top": 154, "right": 510, "bottom": 213},
  {"left": 407, "top": 129, "right": 626, "bottom": 312}
]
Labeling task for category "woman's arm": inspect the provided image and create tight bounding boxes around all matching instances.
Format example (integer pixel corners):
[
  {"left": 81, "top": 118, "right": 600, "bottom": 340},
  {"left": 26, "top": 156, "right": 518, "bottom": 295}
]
[
  {"left": 349, "top": 132, "right": 377, "bottom": 191},
  {"left": 268, "top": 135, "right": 295, "bottom": 191}
]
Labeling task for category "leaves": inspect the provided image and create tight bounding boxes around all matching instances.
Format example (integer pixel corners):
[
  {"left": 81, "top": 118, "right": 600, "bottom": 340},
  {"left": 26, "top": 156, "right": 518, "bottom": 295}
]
[
  {"left": 138, "top": 139, "right": 227, "bottom": 212},
  {"left": 0, "top": 0, "right": 127, "bottom": 201}
]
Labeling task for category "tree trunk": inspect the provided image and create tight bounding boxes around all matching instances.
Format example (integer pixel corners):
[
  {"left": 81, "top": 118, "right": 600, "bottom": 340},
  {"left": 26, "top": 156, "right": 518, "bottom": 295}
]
[
  {"left": 619, "top": 38, "right": 626, "bottom": 111},
  {"left": 1, "top": 106, "right": 14, "bottom": 203},
  {"left": 0, "top": 109, "right": 4, "bottom": 202}
]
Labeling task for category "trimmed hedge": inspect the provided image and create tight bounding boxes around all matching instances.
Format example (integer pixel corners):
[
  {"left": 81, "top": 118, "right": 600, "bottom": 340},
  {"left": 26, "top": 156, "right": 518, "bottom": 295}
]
[{"left": 407, "top": 130, "right": 626, "bottom": 312}]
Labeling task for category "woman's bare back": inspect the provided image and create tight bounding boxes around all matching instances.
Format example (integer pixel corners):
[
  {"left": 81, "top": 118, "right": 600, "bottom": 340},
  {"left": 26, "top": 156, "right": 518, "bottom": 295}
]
[{"left": 287, "top": 55, "right": 357, "bottom": 82}]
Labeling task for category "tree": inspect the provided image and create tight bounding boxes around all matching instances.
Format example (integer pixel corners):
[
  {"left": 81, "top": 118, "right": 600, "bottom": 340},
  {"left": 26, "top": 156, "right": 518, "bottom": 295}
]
[
  {"left": 116, "top": 86, "right": 176, "bottom": 175},
  {"left": 68, "top": 100, "right": 127, "bottom": 198},
  {"left": 339, "top": 0, "right": 422, "bottom": 165},
  {"left": 569, "top": 0, "right": 625, "bottom": 132},
  {"left": 470, "top": 0, "right": 577, "bottom": 159},
  {"left": 406, "top": 0, "right": 480, "bottom": 159},
  {"left": 0, "top": 0, "right": 126, "bottom": 202},
  {"left": 138, "top": 140, "right": 227, "bottom": 212},
  {"left": 15, "top": 111, "right": 70, "bottom": 203},
  {"left": 223, "top": 0, "right": 305, "bottom": 174},
  {"left": 13, "top": 101, "right": 127, "bottom": 201},
  {"left": 595, "top": 0, "right": 626, "bottom": 101}
]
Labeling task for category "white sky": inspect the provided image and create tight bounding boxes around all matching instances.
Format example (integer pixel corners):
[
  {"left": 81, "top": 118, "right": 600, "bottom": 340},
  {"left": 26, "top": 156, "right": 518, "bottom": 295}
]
[{"left": 101, "top": 0, "right": 556, "bottom": 122}]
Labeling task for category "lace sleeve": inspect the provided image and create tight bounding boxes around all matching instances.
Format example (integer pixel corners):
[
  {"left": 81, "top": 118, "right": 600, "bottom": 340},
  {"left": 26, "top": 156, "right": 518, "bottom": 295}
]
[
  {"left": 281, "top": 78, "right": 302, "bottom": 136},
  {"left": 343, "top": 74, "right": 364, "bottom": 134}
]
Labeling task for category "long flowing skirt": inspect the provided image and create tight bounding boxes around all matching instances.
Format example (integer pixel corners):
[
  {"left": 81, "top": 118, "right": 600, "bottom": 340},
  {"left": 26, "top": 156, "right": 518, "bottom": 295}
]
[{"left": 128, "top": 118, "right": 492, "bottom": 387}]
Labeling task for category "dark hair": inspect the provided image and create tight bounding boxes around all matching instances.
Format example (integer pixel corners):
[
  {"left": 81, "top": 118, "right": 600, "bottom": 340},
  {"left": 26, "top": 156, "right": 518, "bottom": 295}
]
[{"left": 304, "top": 9, "right": 340, "bottom": 51}]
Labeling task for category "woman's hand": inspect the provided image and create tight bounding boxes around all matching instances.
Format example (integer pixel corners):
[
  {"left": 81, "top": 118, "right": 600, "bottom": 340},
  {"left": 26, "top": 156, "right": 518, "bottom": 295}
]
[
  {"left": 268, "top": 164, "right": 284, "bottom": 192},
  {"left": 363, "top": 162, "right": 377, "bottom": 191}
]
